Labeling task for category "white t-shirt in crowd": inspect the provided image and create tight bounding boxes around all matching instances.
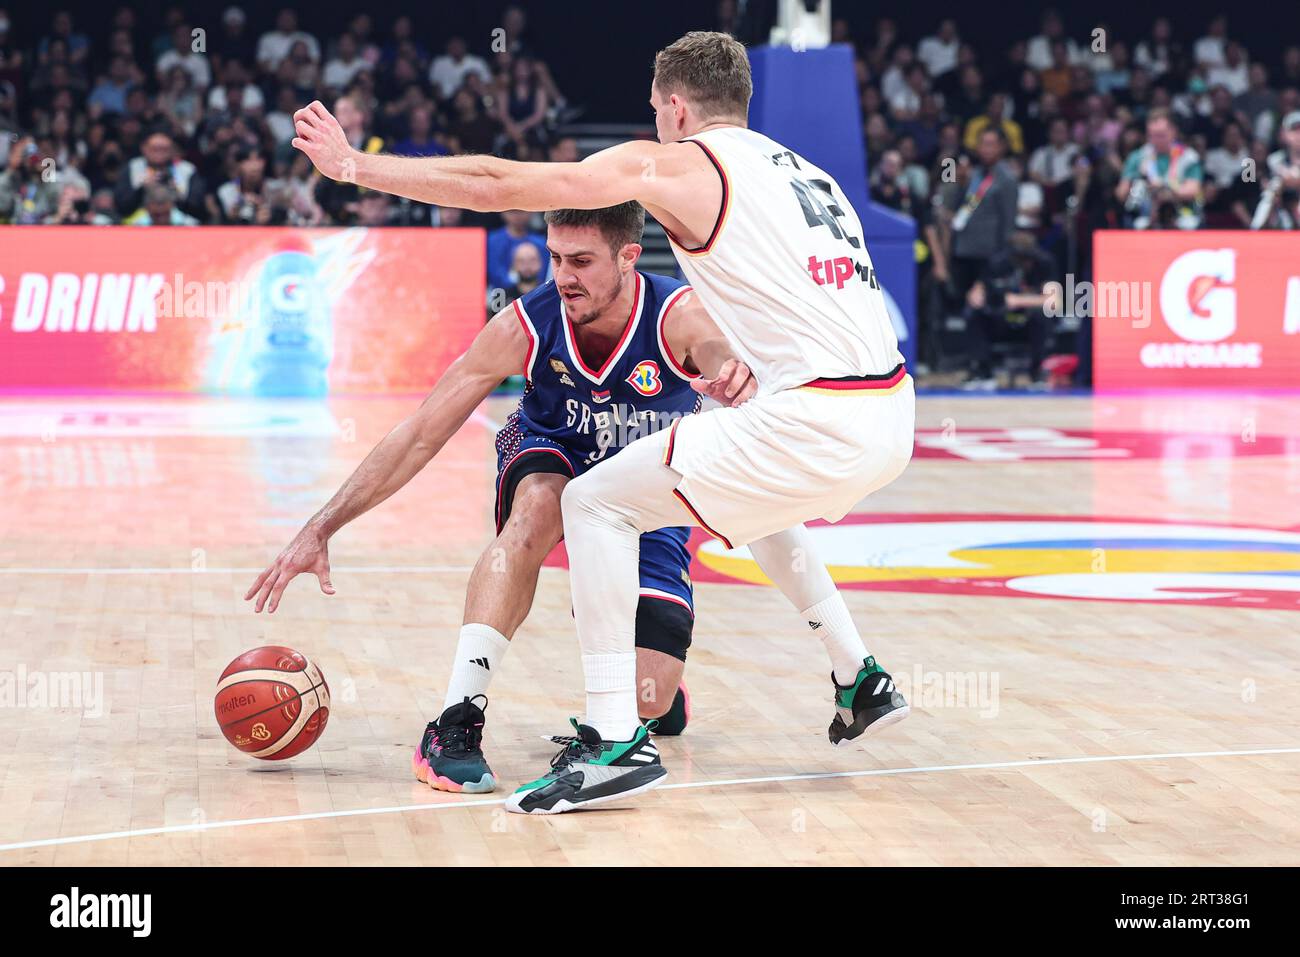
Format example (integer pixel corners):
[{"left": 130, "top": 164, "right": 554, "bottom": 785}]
[
  {"left": 267, "top": 110, "right": 295, "bottom": 145},
  {"left": 1029, "top": 143, "right": 1079, "bottom": 185},
  {"left": 257, "top": 30, "right": 321, "bottom": 70},
  {"left": 323, "top": 56, "right": 371, "bottom": 90},
  {"left": 1206, "top": 63, "right": 1249, "bottom": 96},
  {"left": 889, "top": 87, "right": 921, "bottom": 118},
  {"left": 429, "top": 53, "right": 491, "bottom": 100},
  {"left": 156, "top": 50, "right": 211, "bottom": 90},
  {"left": 1026, "top": 35, "right": 1081, "bottom": 71},
  {"left": 880, "top": 65, "right": 909, "bottom": 104},
  {"left": 1204, "top": 147, "right": 1248, "bottom": 187},
  {"left": 208, "top": 83, "right": 265, "bottom": 113},
  {"left": 917, "top": 36, "right": 959, "bottom": 77},
  {"left": 1194, "top": 36, "right": 1226, "bottom": 66}
]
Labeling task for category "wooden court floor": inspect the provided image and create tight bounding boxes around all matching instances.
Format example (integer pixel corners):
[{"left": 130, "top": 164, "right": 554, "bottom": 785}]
[{"left": 1, "top": 391, "right": 1298, "bottom": 866}]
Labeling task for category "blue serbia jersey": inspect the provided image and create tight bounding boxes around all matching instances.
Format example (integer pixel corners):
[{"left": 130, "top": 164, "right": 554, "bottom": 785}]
[
  {"left": 494, "top": 271, "right": 701, "bottom": 612},
  {"left": 503, "top": 271, "right": 703, "bottom": 470}
]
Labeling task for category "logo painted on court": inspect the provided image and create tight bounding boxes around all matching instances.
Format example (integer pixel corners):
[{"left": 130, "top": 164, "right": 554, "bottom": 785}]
[
  {"left": 912, "top": 428, "right": 1298, "bottom": 461},
  {"left": 688, "top": 514, "right": 1300, "bottom": 611},
  {"left": 625, "top": 360, "right": 662, "bottom": 396}
]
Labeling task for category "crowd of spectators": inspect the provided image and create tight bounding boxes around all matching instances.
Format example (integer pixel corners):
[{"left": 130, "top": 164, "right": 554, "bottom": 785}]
[
  {"left": 838, "top": 11, "right": 1300, "bottom": 385},
  {"left": 4, "top": 6, "right": 1300, "bottom": 387},
  {"left": 0, "top": 5, "right": 573, "bottom": 233}
]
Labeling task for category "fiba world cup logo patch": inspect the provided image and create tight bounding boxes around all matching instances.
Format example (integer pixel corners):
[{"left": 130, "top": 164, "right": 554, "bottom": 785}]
[{"left": 626, "top": 360, "right": 662, "bottom": 396}]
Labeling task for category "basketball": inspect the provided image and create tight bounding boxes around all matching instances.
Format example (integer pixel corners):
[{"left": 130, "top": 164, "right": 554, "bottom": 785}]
[{"left": 215, "top": 646, "right": 330, "bottom": 760}]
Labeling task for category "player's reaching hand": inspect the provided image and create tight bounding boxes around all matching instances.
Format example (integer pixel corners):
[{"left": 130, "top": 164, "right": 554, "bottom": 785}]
[
  {"left": 662, "top": 290, "right": 758, "bottom": 407},
  {"left": 244, "top": 525, "right": 335, "bottom": 614},
  {"left": 292, "top": 100, "right": 356, "bottom": 182},
  {"left": 690, "top": 358, "right": 756, "bottom": 407}
]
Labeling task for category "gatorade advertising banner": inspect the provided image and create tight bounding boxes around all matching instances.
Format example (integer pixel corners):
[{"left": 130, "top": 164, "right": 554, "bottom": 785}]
[
  {"left": 0, "top": 226, "right": 485, "bottom": 394},
  {"left": 1092, "top": 231, "right": 1300, "bottom": 389}
]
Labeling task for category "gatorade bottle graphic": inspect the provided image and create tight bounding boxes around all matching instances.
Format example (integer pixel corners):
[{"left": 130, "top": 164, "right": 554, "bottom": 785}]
[{"left": 248, "top": 236, "right": 333, "bottom": 397}]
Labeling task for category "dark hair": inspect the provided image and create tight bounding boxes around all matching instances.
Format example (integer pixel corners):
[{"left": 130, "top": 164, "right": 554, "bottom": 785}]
[{"left": 544, "top": 202, "right": 645, "bottom": 253}]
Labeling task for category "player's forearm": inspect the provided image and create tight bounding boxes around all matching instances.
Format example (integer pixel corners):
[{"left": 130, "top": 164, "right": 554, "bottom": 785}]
[
  {"left": 306, "top": 416, "right": 439, "bottom": 538},
  {"left": 688, "top": 336, "right": 741, "bottom": 379},
  {"left": 352, "top": 151, "right": 556, "bottom": 212},
  {"left": 307, "top": 375, "right": 489, "bottom": 537}
]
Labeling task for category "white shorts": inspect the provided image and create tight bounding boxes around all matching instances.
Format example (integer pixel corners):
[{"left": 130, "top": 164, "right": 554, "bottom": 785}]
[{"left": 661, "top": 370, "right": 915, "bottom": 548}]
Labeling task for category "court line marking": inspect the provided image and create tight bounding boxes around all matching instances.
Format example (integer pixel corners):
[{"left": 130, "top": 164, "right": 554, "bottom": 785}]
[{"left": 2, "top": 745, "right": 1296, "bottom": 854}]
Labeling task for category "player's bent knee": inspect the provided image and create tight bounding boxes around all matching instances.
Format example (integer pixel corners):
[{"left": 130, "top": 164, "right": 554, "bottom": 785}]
[
  {"left": 559, "top": 471, "right": 602, "bottom": 522},
  {"left": 499, "top": 506, "right": 562, "bottom": 560}
]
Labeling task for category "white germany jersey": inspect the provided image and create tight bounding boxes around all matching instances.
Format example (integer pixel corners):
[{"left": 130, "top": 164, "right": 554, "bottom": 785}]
[{"left": 665, "top": 126, "right": 903, "bottom": 395}]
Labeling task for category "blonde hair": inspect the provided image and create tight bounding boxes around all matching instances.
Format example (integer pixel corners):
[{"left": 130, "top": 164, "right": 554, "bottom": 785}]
[{"left": 653, "top": 31, "right": 752, "bottom": 122}]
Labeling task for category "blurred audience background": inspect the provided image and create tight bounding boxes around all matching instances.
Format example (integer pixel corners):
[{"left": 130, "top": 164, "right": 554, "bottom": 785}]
[{"left": 2, "top": 3, "right": 1297, "bottom": 387}]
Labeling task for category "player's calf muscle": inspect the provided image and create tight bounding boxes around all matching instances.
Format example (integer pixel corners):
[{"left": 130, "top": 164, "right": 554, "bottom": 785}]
[{"left": 636, "top": 650, "right": 684, "bottom": 718}]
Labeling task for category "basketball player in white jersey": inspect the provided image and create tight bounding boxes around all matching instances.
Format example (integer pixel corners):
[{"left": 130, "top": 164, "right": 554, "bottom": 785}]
[{"left": 289, "top": 30, "right": 914, "bottom": 814}]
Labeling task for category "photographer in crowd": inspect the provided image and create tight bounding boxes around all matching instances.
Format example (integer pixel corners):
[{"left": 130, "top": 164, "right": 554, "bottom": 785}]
[
  {"left": 113, "top": 128, "right": 206, "bottom": 222},
  {"left": 1116, "top": 108, "right": 1204, "bottom": 229},
  {"left": 1253, "top": 110, "right": 1300, "bottom": 229},
  {"left": 0, "top": 133, "right": 61, "bottom": 222}
]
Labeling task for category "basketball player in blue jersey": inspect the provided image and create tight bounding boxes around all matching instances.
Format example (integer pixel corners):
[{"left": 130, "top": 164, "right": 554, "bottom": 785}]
[{"left": 245, "top": 202, "right": 758, "bottom": 793}]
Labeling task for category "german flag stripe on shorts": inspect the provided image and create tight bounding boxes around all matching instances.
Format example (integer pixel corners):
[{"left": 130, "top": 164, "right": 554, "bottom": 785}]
[
  {"left": 663, "top": 417, "right": 681, "bottom": 467},
  {"left": 672, "top": 488, "right": 734, "bottom": 550},
  {"left": 800, "top": 363, "right": 908, "bottom": 396}
]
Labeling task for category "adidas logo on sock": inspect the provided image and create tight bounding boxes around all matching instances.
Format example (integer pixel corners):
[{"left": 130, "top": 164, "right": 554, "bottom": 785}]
[
  {"left": 470, "top": 657, "right": 490, "bottom": 670},
  {"left": 808, "top": 620, "right": 823, "bottom": 630}
]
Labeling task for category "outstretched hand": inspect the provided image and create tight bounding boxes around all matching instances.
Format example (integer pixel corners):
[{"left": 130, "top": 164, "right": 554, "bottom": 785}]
[
  {"left": 292, "top": 100, "right": 357, "bottom": 183},
  {"left": 244, "top": 525, "right": 335, "bottom": 614},
  {"left": 690, "top": 357, "right": 756, "bottom": 407}
]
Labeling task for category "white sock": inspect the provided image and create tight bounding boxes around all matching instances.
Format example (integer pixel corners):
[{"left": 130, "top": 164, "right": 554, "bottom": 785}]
[
  {"left": 802, "top": 594, "right": 870, "bottom": 686},
  {"left": 442, "top": 623, "right": 510, "bottom": 713},
  {"left": 582, "top": 652, "right": 640, "bottom": 741}
]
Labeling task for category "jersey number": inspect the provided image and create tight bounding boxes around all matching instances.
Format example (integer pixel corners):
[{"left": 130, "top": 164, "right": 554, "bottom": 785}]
[{"left": 789, "top": 178, "right": 861, "bottom": 250}]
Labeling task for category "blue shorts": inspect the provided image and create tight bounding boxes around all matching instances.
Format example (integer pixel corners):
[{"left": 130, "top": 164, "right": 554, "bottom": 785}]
[{"left": 494, "top": 424, "right": 694, "bottom": 659}]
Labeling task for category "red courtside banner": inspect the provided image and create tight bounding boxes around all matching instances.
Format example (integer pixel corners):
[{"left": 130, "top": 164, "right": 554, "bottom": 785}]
[
  {"left": 0, "top": 226, "right": 485, "bottom": 394},
  {"left": 1092, "top": 231, "right": 1300, "bottom": 390}
]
